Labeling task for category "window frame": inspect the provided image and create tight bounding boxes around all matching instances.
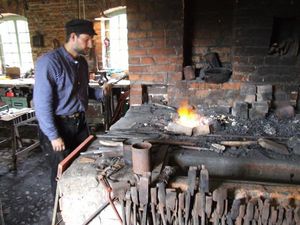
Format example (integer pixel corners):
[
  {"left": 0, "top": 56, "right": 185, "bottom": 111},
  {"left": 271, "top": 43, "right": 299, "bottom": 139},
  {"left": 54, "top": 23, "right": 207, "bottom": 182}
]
[
  {"left": 0, "top": 13, "right": 33, "bottom": 75},
  {"left": 100, "top": 7, "right": 128, "bottom": 70}
]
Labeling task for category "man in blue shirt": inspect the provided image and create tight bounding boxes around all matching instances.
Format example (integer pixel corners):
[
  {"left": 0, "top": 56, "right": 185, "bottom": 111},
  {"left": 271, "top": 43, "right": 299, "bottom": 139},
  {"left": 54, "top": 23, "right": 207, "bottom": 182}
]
[{"left": 34, "top": 19, "right": 111, "bottom": 196}]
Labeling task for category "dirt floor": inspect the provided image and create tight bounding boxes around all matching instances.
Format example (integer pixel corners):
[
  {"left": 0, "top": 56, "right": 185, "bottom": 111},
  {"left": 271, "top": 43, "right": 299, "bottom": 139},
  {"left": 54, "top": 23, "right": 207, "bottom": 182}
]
[
  {"left": 0, "top": 124, "right": 104, "bottom": 225},
  {"left": 0, "top": 147, "right": 53, "bottom": 225}
]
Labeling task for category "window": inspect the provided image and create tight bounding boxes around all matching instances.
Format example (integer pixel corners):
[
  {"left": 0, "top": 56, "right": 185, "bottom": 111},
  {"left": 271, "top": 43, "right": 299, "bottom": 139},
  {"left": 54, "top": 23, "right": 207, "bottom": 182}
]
[
  {"left": 99, "top": 7, "right": 128, "bottom": 70},
  {"left": 0, "top": 14, "right": 34, "bottom": 75}
]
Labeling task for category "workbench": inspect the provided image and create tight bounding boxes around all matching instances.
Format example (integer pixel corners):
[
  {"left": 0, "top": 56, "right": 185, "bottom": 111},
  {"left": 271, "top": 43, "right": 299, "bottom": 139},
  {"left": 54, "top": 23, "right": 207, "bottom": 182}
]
[
  {"left": 0, "top": 78, "right": 35, "bottom": 88},
  {"left": 0, "top": 108, "right": 39, "bottom": 169},
  {"left": 0, "top": 77, "right": 130, "bottom": 88},
  {"left": 0, "top": 78, "right": 130, "bottom": 129}
]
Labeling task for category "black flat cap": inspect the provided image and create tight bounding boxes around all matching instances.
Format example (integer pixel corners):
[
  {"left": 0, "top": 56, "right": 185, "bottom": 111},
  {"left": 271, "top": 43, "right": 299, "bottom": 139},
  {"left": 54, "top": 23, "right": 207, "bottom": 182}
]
[{"left": 65, "top": 19, "right": 97, "bottom": 36}]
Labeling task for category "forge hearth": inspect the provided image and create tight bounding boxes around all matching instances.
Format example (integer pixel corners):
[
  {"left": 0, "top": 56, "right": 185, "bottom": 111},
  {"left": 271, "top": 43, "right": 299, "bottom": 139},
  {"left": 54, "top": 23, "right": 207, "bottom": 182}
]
[
  {"left": 165, "top": 102, "right": 211, "bottom": 136},
  {"left": 108, "top": 104, "right": 300, "bottom": 182},
  {"left": 57, "top": 104, "right": 300, "bottom": 224}
]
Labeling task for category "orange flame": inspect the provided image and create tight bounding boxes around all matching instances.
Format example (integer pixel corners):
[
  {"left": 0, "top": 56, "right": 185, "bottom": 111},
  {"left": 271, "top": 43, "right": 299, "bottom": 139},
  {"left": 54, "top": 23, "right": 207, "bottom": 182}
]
[{"left": 176, "top": 102, "right": 201, "bottom": 128}]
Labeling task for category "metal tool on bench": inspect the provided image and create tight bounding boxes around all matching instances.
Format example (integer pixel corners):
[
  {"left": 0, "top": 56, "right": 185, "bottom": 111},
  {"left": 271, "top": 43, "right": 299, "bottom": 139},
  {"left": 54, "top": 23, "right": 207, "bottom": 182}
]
[
  {"left": 124, "top": 190, "right": 132, "bottom": 225},
  {"left": 212, "top": 188, "right": 227, "bottom": 225},
  {"left": 92, "top": 140, "right": 124, "bottom": 158},
  {"left": 199, "top": 192, "right": 206, "bottom": 225},
  {"left": 199, "top": 165, "right": 209, "bottom": 225},
  {"left": 96, "top": 156, "right": 123, "bottom": 178},
  {"left": 98, "top": 73, "right": 128, "bottom": 87},
  {"left": 111, "top": 74, "right": 129, "bottom": 85},
  {"left": 80, "top": 145, "right": 123, "bottom": 156},
  {"left": 98, "top": 174, "right": 123, "bottom": 225},
  {"left": 96, "top": 160, "right": 128, "bottom": 225},
  {"left": 166, "top": 189, "right": 177, "bottom": 224},
  {"left": 82, "top": 198, "right": 116, "bottom": 225},
  {"left": 261, "top": 198, "right": 270, "bottom": 225},
  {"left": 111, "top": 182, "right": 127, "bottom": 225},
  {"left": 138, "top": 174, "right": 150, "bottom": 225},
  {"left": 244, "top": 199, "right": 255, "bottom": 225},
  {"left": 193, "top": 192, "right": 201, "bottom": 225},
  {"left": 131, "top": 186, "right": 139, "bottom": 225},
  {"left": 96, "top": 71, "right": 109, "bottom": 86},
  {"left": 229, "top": 198, "right": 240, "bottom": 222},
  {"left": 185, "top": 166, "right": 197, "bottom": 225},
  {"left": 199, "top": 165, "right": 209, "bottom": 194},
  {"left": 150, "top": 187, "right": 158, "bottom": 225},
  {"left": 178, "top": 192, "right": 185, "bottom": 225},
  {"left": 157, "top": 182, "right": 167, "bottom": 225}
]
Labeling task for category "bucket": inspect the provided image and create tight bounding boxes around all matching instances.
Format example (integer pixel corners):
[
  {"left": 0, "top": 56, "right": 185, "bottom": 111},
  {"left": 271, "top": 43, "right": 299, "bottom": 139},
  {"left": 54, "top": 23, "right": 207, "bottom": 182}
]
[{"left": 131, "top": 141, "right": 152, "bottom": 175}]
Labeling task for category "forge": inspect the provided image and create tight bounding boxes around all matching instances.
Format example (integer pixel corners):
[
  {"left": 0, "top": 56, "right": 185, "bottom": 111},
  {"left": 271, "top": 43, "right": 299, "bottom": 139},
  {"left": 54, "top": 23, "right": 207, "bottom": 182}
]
[
  {"left": 1, "top": 1, "right": 300, "bottom": 225},
  {"left": 108, "top": 104, "right": 300, "bottom": 183},
  {"left": 56, "top": 103, "right": 300, "bottom": 225}
]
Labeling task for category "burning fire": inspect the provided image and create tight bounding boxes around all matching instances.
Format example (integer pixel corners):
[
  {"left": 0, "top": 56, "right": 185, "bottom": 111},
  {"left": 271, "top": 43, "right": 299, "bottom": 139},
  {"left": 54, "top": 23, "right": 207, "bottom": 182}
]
[{"left": 176, "top": 102, "right": 203, "bottom": 128}]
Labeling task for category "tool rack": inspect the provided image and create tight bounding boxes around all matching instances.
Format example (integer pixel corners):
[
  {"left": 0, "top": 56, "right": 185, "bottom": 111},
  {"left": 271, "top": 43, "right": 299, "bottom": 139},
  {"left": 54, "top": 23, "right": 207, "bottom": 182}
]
[{"left": 0, "top": 108, "right": 39, "bottom": 170}]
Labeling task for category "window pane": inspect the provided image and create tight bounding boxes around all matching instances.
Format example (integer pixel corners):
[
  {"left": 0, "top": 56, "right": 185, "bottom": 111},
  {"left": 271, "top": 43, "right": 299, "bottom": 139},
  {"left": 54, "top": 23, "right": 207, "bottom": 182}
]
[
  {"left": 16, "top": 20, "right": 29, "bottom": 32},
  {"left": 0, "top": 17, "right": 34, "bottom": 73},
  {"left": 5, "top": 53, "right": 20, "bottom": 67},
  {"left": 18, "top": 33, "right": 30, "bottom": 43},
  {"left": 119, "top": 14, "right": 127, "bottom": 28},
  {"left": 6, "top": 21, "right": 16, "bottom": 32},
  {"left": 101, "top": 10, "right": 128, "bottom": 70},
  {"left": 22, "top": 63, "right": 33, "bottom": 72},
  {"left": 1, "top": 22, "right": 17, "bottom": 41},
  {"left": 19, "top": 44, "right": 31, "bottom": 53},
  {"left": 0, "top": 20, "right": 18, "bottom": 67}
]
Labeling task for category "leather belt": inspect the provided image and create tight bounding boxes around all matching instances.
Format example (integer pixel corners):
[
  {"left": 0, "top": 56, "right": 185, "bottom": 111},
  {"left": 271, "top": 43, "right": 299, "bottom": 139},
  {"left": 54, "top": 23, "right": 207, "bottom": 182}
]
[{"left": 57, "top": 112, "right": 84, "bottom": 119}]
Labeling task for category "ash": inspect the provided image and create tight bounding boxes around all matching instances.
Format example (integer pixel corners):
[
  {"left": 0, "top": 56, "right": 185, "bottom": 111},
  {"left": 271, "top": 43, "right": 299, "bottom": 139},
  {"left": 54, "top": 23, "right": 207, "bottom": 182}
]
[
  {"left": 112, "top": 103, "right": 300, "bottom": 138},
  {"left": 110, "top": 104, "right": 300, "bottom": 160},
  {"left": 201, "top": 108, "right": 300, "bottom": 138}
]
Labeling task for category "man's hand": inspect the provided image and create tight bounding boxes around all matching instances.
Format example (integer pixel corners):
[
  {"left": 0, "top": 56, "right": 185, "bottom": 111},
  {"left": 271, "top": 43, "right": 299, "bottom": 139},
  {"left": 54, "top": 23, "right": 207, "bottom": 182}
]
[
  {"left": 51, "top": 137, "right": 65, "bottom": 151},
  {"left": 102, "top": 83, "right": 113, "bottom": 96}
]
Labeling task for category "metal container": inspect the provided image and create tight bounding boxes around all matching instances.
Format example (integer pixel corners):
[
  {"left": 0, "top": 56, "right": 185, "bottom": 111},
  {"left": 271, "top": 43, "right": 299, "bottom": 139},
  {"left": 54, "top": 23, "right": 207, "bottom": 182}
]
[
  {"left": 131, "top": 141, "right": 152, "bottom": 175},
  {"left": 123, "top": 138, "right": 140, "bottom": 165}
]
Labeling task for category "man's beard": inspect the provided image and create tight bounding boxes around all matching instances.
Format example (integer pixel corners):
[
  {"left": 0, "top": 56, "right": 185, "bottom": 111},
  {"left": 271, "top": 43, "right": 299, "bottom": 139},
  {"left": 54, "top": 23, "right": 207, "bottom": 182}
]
[{"left": 74, "top": 47, "right": 89, "bottom": 56}]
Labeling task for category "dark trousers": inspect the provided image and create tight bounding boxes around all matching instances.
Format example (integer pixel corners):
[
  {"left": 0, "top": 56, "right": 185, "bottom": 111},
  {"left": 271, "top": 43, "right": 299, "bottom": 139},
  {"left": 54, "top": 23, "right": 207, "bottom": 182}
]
[{"left": 39, "top": 113, "right": 89, "bottom": 197}]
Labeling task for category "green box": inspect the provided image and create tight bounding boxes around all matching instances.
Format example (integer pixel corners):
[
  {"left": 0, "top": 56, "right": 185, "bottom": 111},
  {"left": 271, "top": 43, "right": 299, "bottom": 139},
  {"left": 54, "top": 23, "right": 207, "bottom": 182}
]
[
  {"left": 11, "top": 97, "right": 28, "bottom": 109},
  {"left": 0, "top": 104, "right": 9, "bottom": 112},
  {"left": 1, "top": 96, "right": 29, "bottom": 109},
  {"left": 1, "top": 96, "right": 13, "bottom": 107}
]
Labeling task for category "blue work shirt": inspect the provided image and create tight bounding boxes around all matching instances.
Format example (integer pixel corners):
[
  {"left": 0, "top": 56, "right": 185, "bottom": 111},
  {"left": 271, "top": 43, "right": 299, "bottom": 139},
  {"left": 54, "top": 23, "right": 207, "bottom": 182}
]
[{"left": 33, "top": 46, "right": 103, "bottom": 141}]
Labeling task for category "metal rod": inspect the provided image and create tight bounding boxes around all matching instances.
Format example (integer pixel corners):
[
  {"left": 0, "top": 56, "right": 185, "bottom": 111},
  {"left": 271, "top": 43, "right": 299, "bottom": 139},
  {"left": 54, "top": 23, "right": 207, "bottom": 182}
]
[
  {"left": 82, "top": 198, "right": 115, "bottom": 225},
  {"left": 99, "top": 177, "right": 123, "bottom": 225},
  {"left": 51, "top": 185, "right": 60, "bottom": 225}
]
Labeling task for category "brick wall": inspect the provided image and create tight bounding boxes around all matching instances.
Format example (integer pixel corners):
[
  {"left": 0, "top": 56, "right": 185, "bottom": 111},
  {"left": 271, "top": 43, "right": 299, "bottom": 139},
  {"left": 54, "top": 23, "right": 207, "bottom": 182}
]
[
  {"left": 127, "top": 0, "right": 183, "bottom": 105},
  {"left": 23, "top": 0, "right": 123, "bottom": 64},
  {"left": 190, "top": 0, "right": 234, "bottom": 69},
  {"left": 3, "top": 0, "right": 300, "bottom": 108},
  {"left": 25, "top": 0, "right": 101, "bottom": 62},
  {"left": 152, "top": 0, "right": 300, "bottom": 107},
  {"left": 231, "top": 0, "right": 300, "bottom": 103}
]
